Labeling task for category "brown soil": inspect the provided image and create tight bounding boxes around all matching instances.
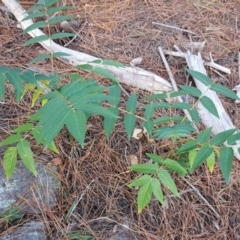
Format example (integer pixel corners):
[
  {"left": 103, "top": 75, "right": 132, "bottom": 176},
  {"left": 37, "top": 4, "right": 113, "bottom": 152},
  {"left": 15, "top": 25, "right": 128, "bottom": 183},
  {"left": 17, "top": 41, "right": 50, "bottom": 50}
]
[{"left": 0, "top": 0, "right": 240, "bottom": 239}]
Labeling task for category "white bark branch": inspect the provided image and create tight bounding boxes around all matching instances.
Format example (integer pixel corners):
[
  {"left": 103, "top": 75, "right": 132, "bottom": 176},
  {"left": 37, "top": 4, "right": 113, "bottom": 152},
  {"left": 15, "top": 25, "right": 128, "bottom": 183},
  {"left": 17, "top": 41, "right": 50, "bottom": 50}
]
[{"left": 2, "top": 0, "right": 172, "bottom": 93}]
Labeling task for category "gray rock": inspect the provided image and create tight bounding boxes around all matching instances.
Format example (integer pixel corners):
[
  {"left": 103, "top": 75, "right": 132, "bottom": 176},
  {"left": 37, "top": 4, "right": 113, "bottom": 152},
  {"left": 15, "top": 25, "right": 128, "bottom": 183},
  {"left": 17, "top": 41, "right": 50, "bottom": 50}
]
[
  {"left": 0, "top": 161, "right": 59, "bottom": 214},
  {"left": 1, "top": 220, "right": 47, "bottom": 240}
]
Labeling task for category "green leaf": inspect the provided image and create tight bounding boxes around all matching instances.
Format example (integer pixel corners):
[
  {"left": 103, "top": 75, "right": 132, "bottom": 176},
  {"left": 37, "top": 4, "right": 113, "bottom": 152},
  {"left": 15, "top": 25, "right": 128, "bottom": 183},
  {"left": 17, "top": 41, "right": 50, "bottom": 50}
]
[
  {"left": 145, "top": 92, "right": 168, "bottom": 100},
  {"left": 149, "top": 102, "right": 170, "bottom": 109},
  {"left": 47, "top": 6, "right": 73, "bottom": 14},
  {"left": 171, "top": 102, "right": 193, "bottom": 110},
  {"left": 29, "top": 54, "right": 51, "bottom": 65},
  {"left": 22, "top": 21, "right": 47, "bottom": 34},
  {"left": 227, "top": 132, "right": 240, "bottom": 145},
  {"left": 191, "top": 145, "right": 213, "bottom": 170},
  {"left": 11, "top": 123, "right": 34, "bottom": 133},
  {"left": 185, "top": 69, "right": 212, "bottom": 86},
  {"left": 179, "top": 85, "right": 201, "bottom": 97},
  {"left": 137, "top": 181, "right": 152, "bottom": 213},
  {"left": 151, "top": 178, "right": 164, "bottom": 204},
  {"left": 50, "top": 32, "right": 75, "bottom": 40},
  {"left": 3, "top": 147, "right": 18, "bottom": 180},
  {"left": 108, "top": 83, "right": 121, "bottom": 106},
  {"left": 128, "top": 163, "right": 159, "bottom": 174},
  {"left": 163, "top": 159, "right": 187, "bottom": 177},
  {"left": 47, "top": 141, "right": 60, "bottom": 154},
  {"left": 206, "top": 151, "right": 215, "bottom": 173},
  {"left": 32, "top": 88, "right": 42, "bottom": 107},
  {"left": 20, "top": 70, "right": 38, "bottom": 85},
  {"left": 47, "top": 15, "right": 74, "bottom": 25},
  {"left": 200, "top": 96, "right": 219, "bottom": 118},
  {"left": 92, "top": 67, "right": 118, "bottom": 82},
  {"left": 144, "top": 102, "right": 155, "bottom": 120},
  {"left": 17, "top": 140, "right": 37, "bottom": 176},
  {"left": 52, "top": 52, "right": 71, "bottom": 58},
  {"left": 0, "top": 134, "right": 22, "bottom": 146},
  {"left": 210, "top": 129, "right": 236, "bottom": 146},
  {"left": 27, "top": 4, "right": 45, "bottom": 13},
  {"left": 6, "top": 70, "right": 24, "bottom": 102},
  {"left": 77, "top": 103, "right": 119, "bottom": 118},
  {"left": 189, "top": 109, "right": 200, "bottom": 123},
  {"left": 22, "top": 35, "right": 49, "bottom": 46},
  {"left": 219, "top": 146, "right": 234, "bottom": 184},
  {"left": 66, "top": 110, "right": 87, "bottom": 148},
  {"left": 78, "top": 64, "right": 93, "bottom": 71},
  {"left": 210, "top": 83, "right": 240, "bottom": 101},
  {"left": 143, "top": 120, "right": 154, "bottom": 136},
  {"left": 158, "top": 169, "right": 179, "bottom": 197},
  {"left": 22, "top": 11, "right": 46, "bottom": 21},
  {"left": 196, "top": 128, "right": 212, "bottom": 144},
  {"left": 0, "top": 73, "right": 6, "bottom": 100},
  {"left": 124, "top": 113, "right": 136, "bottom": 140},
  {"left": 91, "top": 59, "right": 125, "bottom": 68},
  {"left": 126, "top": 93, "right": 137, "bottom": 112},
  {"left": 177, "top": 140, "right": 198, "bottom": 154},
  {"left": 188, "top": 150, "right": 197, "bottom": 170},
  {"left": 104, "top": 107, "right": 119, "bottom": 139},
  {"left": 146, "top": 153, "right": 164, "bottom": 164},
  {"left": 128, "top": 175, "right": 152, "bottom": 187}
]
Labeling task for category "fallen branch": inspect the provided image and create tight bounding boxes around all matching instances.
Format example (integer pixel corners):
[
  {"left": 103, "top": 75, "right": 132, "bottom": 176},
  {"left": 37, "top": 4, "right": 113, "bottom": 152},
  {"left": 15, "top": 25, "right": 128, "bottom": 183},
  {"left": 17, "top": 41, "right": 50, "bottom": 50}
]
[
  {"left": 162, "top": 46, "right": 240, "bottom": 160},
  {"left": 2, "top": 0, "right": 172, "bottom": 93}
]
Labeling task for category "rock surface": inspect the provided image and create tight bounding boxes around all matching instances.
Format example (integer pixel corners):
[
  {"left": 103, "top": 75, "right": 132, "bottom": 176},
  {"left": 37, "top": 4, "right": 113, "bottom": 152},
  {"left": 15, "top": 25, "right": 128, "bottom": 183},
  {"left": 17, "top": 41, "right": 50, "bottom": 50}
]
[
  {"left": 1, "top": 220, "right": 47, "bottom": 240},
  {"left": 0, "top": 161, "right": 58, "bottom": 214}
]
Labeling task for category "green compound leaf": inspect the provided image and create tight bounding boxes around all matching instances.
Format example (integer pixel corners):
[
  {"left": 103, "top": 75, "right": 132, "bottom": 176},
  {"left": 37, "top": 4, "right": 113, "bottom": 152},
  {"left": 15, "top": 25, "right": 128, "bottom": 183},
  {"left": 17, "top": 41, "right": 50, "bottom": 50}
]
[
  {"left": 185, "top": 69, "right": 212, "bottom": 86},
  {"left": 219, "top": 146, "right": 234, "bottom": 184},
  {"left": 17, "top": 140, "right": 37, "bottom": 176},
  {"left": 47, "top": 6, "right": 73, "bottom": 14},
  {"left": 104, "top": 107, "right": 119, "bottom": 140},
  {"left": 11, "top": 123, "right": 34, "bottom": 134},
  {"left": 66, "top": 110, "right": 87, "bottom": 148},
  {"left": 22, "top": 35, "right": 49, "bottom": 46},
  {"left": 177, "top": 139, "right": 198, "bottom": 154},
  {"left": 146, "top": 153, "right": 164, "bottom": 164},
  {"left": 191, "top": 145, "right": 213, "bottom": 170},
  {"left": 126, "top": 93, "right": 137, "bottom": 112},
  {"left": 210, "top": 83, "right": 240, "bottom": 101},
  {"left": 206, "top": 151, "right": 215, "bottom": 173},
  {"left": 210, "top": 129, "right": 236, "bottom": 146},
  {"left": 128, "top": 163, "right": 159, "bottom": 174},
  {"left": 163, "top": 159, "right": 187, "bottom": 177},
  {"left": 137, "top": 181, "right": 152, "bottom": 213},
  {"left": 128, "top": 175, "right": 152, "bottom": 187},
  {"left": 196, "top": 127, "right": 212, "bottom": 144},
  {"left": 200, "top": 96, "right": 219, "bottom": 118},
  {"left": 179, "top": 85, "right": 202, "bottom": 97},
  {"left": 158, "top": 169, "right": 179, "bottom": 197},
  {"left": 151, "top": 178, "right": 164, "bottom": 204},
  {"left": 0, "top": 134, "right": 22, "bottom": 147},
  {"left": 3, "top": 147, "right": 18, "bottom": 180},
  {"left": 22, "top": 21, "right": 47, "bottom": 34},
  {"left": 124, "top": 113, "right": 136, "bottom": 140}
]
